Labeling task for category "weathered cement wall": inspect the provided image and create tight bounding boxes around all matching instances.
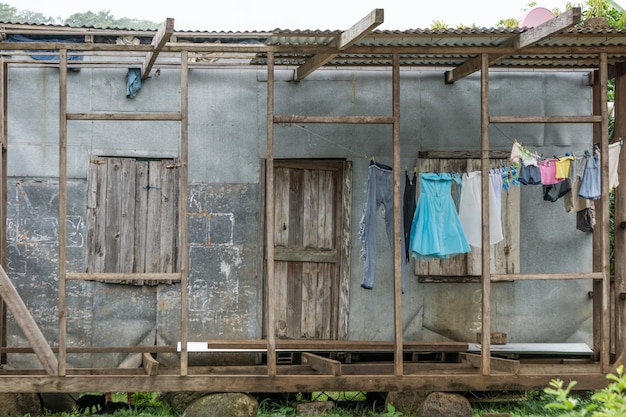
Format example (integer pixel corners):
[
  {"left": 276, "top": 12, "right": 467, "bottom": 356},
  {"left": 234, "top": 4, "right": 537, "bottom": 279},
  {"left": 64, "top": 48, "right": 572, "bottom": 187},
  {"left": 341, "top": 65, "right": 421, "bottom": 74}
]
[{"left": 5, "top": 64, "right": 594, "bottom": 368}]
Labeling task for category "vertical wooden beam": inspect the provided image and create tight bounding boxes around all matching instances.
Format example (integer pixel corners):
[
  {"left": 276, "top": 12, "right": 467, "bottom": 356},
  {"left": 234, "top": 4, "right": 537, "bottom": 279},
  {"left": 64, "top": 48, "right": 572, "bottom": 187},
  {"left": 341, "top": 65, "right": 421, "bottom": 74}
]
[
  {"left": 613, "top": 62, "right": 626, "bottom": 361},
  {"left": 58, "top": 48, "right": 68, "bottom": 377},
  {"left": 266, "top": 51, "right": 277, "bottom": 376},
  {"left": 599, "top": 53, "right": 611, "bottom": 372},
  {"left": 179, "top": 50, "right": 189, "bottom": 377},
  {"left": 392, "top": 51, "right": 403, "bottom": 377},
  {"left": 592, "top": 70, "right": 603, "bottom": 360},
  {"left": 480, "top": 53, "right": 492, "bottom": 375},
  {"left": 0, "top": 58, "right": 6, "bottom": 364}
]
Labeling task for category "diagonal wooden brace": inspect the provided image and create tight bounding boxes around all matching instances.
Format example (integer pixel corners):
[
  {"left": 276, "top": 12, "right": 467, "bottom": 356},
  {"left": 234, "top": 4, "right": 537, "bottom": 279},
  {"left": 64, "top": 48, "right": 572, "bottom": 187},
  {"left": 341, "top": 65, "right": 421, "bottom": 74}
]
[{"left": 0, "top": 266, "right": 58, "bottom": 375}]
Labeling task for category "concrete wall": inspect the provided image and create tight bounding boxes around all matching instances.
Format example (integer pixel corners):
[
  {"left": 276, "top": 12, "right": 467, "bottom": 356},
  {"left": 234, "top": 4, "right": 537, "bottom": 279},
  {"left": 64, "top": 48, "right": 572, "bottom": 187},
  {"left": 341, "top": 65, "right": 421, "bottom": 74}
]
[{"left": 5, "top": 64, "right": 594, "bottom": 368}]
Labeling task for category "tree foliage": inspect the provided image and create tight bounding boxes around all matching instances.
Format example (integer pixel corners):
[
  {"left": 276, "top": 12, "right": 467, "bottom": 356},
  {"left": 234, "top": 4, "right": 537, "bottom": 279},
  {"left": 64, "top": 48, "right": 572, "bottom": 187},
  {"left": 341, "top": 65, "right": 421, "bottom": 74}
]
[{"left": 0, "top": 2, "right": 158, "bottom": 29}]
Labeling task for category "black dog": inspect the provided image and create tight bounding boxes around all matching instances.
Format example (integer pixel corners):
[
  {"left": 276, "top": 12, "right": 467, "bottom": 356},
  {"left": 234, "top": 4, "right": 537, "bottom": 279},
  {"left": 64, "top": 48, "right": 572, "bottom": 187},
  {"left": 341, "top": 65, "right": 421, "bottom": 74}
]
[{"left": 76, "top": 394, "right": 106, "bottom": 414}]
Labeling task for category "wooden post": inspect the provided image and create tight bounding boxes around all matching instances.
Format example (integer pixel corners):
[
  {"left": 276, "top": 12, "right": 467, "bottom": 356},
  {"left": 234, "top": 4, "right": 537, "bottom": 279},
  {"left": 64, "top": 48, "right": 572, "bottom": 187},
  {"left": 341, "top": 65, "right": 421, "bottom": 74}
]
[
  {"left": 480, "top": 53, "right": 492, "bottom": 375},
  {"left": 58, "top": 48, "right": 68, "bottom": 377},
  {"left": 592, "top": 69, "right": 603, "bottom": 361},
  {"left": 0, "top": 58, "right": 6, "bottom": 365},
  {"left": 613, "top": 62, "right": 626, "bottom": 362},
  {"left": 599, "top": 53, "right": 611, "bottom": 372},
  {"left": 266, "top": 51, "right": 277, "bottom": 376},
  {"left": 179, "top": 50, "right": 189, "bottom": 376},
  {"left": 392, "top": 51, "right": 403, "bottom": 376}
]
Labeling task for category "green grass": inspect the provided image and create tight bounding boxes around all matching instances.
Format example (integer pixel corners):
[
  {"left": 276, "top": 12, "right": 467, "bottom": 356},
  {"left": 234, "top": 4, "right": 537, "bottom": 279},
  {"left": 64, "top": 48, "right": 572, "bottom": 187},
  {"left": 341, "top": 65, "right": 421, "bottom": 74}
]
[
  {"left": 43, "top": 392, "right": 180, "bottom": 417},
  {"left": 35, "top": 389, "right": 596, "bottom": 417}
]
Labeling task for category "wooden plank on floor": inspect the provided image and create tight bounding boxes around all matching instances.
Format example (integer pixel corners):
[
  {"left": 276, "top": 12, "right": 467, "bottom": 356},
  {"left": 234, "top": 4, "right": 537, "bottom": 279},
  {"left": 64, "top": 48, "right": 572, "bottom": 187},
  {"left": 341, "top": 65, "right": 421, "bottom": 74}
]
[
  {"left": 142, "top": 353, "right": 159, "bottom": 376},
  {"left": 301, "top": 352, "right": 341, "bottom": 376},
  {"left": 461, "top": 353, "right": 520, "bottom": 375}
]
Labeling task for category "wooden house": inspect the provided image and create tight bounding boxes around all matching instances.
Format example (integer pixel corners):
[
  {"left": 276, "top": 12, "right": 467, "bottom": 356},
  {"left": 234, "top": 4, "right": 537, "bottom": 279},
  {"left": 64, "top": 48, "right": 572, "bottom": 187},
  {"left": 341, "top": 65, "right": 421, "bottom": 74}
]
[{"left": 0, "top": 8, "right": 623, "bottom": 394}]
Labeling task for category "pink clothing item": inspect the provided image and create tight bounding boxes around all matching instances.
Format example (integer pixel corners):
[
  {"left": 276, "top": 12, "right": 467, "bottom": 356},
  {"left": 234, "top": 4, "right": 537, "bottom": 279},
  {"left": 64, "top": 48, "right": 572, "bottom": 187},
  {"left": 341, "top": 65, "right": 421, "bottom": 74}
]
[{"left": 539, "top": 158, "right": 563, "bottom": 185}]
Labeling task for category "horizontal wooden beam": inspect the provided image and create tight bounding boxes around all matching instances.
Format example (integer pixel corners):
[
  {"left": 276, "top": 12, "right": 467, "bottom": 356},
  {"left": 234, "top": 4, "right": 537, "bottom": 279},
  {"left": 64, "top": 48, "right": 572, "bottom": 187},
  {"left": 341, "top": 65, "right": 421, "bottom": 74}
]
[
  {"left": 0, "top": 371, "right": 608, "bottom": 393},
  {"left": 0, "top": 346, "right": 177, "bottom": 354},
  {"left": 67, "top": 112, "right": 182, "bottom": 121},
  {"left": 274, "top": 247, "right": 337, "bottom": 263},
  {"left": 274, "top": 115, "right": 395, "bottom": 124},
  {"left": 418, "top": 151, "right": 511, "bottom": 159},
  {"left": 206, "top": 339, "right": 468, "bottom": 352},
  {"left": 490, "top": 115, "right": 602, "bottom": 124},
  {"left": 66, "top": 272, "right": 181, "bottom": 282},
  {"left": 491, "top": 272, "right": 603, "bottom": 282}
]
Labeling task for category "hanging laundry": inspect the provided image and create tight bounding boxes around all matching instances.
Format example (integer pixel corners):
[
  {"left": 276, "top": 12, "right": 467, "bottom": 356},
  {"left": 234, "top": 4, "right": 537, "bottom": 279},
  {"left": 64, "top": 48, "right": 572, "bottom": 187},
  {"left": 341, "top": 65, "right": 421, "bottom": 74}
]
[
  {"left": 510, "top": 141, "right": 523, "bottom": 164},
  {"left": 609, "top": 141, "right": 622, "bottom": 190},
  {"left": 498, "top": 166, "right": 509, "bottom": 192},
  {"left": 458, "top": 171, "right": 504, "bottom": 248},
  {"left": 579, "top": 149, "right": 601, "bottom": 200},
  {"left": 510, "top": 164, "right": 520, "bottom": 187},
  {"left": 409, "top": 172, "right": 470, "bottom": 260},
  {"left": 359, "top": 161, "right": 406, "bottom": 291},
  {"left": 555, "top": 154, "right": 575, "bottom": 180},
  {"left": 564, "top": 154, "right": 593, "bottom": 213},
  {"left": 576, "top": 206, "right": 596, "bottom": 232},
  {"left": 543, "top": 179, "right": 571, "bottom": 202},
  {"left": 519, "top": 163, "right": 542, "bottom": 185},
  {"left": 403, "top": 170, "right": 417, "bottom": 264},
  {"left": 539, "top": 158, "right": 563, "bottom": 185},
  {"left": 491, "top": 169, "right": 503, "bottom": 212}
]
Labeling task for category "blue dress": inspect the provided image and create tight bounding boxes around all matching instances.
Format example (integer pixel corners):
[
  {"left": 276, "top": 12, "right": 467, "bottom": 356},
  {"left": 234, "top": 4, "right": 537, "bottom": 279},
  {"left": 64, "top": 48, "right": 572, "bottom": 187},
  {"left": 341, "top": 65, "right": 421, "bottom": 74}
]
[{"left": 409, "top": 173, "right": 470, "bottom": 260}]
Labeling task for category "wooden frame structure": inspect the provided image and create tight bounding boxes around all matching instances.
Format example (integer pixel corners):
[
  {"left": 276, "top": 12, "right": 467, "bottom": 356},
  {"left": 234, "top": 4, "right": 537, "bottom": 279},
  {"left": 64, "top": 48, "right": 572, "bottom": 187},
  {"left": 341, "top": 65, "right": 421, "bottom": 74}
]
[{"left": 0, "top": 8, "right": 623, "bottom": 393}]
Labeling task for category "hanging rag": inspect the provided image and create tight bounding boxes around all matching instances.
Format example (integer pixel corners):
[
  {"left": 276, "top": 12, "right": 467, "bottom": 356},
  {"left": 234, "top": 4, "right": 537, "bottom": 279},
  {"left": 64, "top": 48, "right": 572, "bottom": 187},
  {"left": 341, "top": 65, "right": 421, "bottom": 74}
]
[{"left": 126, "top": 68, "right": 142, "bottom": 98}]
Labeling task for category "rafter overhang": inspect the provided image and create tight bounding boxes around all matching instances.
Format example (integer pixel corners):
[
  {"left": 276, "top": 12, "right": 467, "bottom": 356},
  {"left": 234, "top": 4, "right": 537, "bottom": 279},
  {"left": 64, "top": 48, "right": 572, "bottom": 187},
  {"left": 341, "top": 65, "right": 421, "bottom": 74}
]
[
  {"left": 141, "top": 17, "right": 174, "bottom": 81},
  {"left": 444, "top": 7, "right": 582, "bottom": 84},
  {"left": 293, "top": 8, "right": 384, "bottom": 81}
]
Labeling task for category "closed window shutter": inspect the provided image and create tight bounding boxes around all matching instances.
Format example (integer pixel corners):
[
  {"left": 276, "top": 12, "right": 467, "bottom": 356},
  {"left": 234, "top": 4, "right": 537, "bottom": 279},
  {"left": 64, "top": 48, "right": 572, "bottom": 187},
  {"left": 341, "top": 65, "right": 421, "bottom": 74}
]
[{"left": 413, "top": 158, "right": 520, "bottom": 282}]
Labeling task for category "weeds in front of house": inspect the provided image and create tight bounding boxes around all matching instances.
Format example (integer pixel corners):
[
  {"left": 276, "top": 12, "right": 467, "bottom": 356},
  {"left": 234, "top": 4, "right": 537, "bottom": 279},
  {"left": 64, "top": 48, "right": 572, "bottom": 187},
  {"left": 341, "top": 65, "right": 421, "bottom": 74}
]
[{"left": 541, "top": 364, "right": 626, "bottom": 416}]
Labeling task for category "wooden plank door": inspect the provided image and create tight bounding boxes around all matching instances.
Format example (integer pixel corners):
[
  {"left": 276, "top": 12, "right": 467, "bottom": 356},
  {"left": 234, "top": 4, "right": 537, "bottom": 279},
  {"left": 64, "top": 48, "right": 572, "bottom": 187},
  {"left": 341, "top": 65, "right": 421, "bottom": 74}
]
[{"left": 271, "top": 159, "right": 351, "bottom": 340}]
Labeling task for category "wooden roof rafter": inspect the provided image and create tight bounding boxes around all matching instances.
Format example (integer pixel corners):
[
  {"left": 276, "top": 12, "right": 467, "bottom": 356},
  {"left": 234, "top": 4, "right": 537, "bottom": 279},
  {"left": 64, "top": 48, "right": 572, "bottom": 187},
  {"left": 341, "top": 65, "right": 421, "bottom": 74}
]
[
  {"left": 444, "top": 7, "right": 582, "bottom": 83},
  {"left": 293, "top": 8, "right": 384, "bottom": 81},
  {"left": 141, "top": 17, "right": 174, "bottom": 81}
]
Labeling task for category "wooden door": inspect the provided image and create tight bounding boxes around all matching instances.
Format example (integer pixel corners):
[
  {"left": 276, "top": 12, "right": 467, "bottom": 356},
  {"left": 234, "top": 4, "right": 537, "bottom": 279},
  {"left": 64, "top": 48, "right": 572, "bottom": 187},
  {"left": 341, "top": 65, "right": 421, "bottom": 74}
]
[{"left": 271, "top": 159, "right": 351, "bottom": 340}]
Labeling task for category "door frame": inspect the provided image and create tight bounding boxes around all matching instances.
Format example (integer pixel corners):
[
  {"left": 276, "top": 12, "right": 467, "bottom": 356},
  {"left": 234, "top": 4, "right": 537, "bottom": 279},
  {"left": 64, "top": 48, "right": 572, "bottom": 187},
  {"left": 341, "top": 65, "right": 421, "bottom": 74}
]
[{"left": 260, "top": 158, "right": 352, "bottom": 340}]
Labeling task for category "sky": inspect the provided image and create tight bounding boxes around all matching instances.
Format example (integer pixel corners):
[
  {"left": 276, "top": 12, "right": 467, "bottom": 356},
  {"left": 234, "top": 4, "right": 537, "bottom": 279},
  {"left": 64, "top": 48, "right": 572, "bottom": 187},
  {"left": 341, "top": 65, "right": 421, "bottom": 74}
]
[{"left": 4, "top": 0, "right": 585, "bottom": 31}]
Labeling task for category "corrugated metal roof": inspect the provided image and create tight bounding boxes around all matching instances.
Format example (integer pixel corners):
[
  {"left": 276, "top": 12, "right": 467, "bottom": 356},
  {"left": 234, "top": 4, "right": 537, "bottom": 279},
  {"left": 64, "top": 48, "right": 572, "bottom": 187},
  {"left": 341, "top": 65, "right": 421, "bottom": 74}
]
[{"left": 2, "top": 10, "right": 626, "bottom": 73}]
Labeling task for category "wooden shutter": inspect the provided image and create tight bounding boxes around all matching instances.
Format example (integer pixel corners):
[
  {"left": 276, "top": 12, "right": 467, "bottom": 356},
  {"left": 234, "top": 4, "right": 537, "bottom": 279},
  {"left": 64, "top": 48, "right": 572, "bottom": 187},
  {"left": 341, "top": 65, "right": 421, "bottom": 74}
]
[
  {"left": 414, "top": 158, "right": 520, "bottom": 282},
  {"left": 86, "top": 157, "right": 180, "bottom": 284}
]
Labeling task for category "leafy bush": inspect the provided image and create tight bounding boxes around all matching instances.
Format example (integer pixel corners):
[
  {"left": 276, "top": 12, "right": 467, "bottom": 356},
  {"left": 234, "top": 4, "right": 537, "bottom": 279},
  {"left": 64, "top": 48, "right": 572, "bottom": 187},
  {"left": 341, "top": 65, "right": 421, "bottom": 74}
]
[{"left": 544, "top": 365, "right": 626, "bottom": 416}]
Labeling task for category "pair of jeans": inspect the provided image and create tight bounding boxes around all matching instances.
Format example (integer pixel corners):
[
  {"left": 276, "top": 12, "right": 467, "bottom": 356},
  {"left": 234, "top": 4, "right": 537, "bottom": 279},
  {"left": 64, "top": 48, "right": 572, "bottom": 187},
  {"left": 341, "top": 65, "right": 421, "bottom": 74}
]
[{"left": 359, "top": 161, "right": 406, "bottom": 292}]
